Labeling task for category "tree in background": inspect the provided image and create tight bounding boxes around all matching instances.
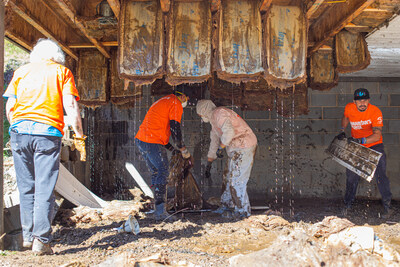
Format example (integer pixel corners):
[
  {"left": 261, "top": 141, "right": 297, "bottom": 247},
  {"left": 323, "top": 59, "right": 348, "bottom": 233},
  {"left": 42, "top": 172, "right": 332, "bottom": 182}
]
[{"left": 3, "top": 39, "right": 29, "bottom": 151}]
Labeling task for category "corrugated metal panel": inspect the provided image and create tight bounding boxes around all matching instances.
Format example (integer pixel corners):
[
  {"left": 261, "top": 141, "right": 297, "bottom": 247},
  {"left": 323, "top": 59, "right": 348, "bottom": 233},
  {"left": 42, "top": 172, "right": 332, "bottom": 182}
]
[
  {"left": 119, "top": 0, "right": 164, "bottom": 85},
  {"left": 166, "top": 1, "right": 212, "bottom": 85},
  {"left": 217, "top": 0, "right": 263, "bottom": 83},
  {"left": 264, "top": 5, "right": 307, "bottom": 89}
]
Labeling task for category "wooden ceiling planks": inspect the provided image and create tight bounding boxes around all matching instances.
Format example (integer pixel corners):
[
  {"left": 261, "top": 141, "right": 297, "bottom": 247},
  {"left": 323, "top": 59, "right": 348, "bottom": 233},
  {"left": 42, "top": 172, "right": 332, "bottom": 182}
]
[
  {"left": 53, "top": 0, "right": 111, "bottom": 58},
  {"left": 7, "top": 0, "right": 79, "bottom": 60},
  {"left": 308, "top": 0, "right": 375, "bottom": 54}
]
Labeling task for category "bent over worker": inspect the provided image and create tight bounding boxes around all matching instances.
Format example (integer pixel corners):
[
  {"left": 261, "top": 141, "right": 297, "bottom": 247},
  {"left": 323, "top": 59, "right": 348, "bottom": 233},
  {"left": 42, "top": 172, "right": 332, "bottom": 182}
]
[
  {"left": 3, "top": 39, "right": 85, "bottom": 255},
  {"left": 135, "top": 90, "right": 191, "bottom": 221},
  {"left": 336, "top": 88, "right": 392, "bottom": 218},
  {"left": 196, "top": 100, "right": 257, "bottom": 218}
]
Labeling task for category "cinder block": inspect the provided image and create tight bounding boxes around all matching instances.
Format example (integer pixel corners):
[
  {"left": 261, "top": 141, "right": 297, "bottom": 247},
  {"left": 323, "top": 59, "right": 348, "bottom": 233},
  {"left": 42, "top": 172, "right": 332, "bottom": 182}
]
[
  {"left": 297, "top": 107, "right": 322, "bottom": 119},
  {"left": 243, "top": 110, "right": 271, "bottom": 120},
  {"left": 387, "top": 120, "right": 400, "bottom": 133},
  {"left": 337, "top": 94, "right": 353, "bottom": 107},
  {"left": 382, "top": 133, "right": 399, "bottom": 145},
  {"left": 380, "top": 107, "right": 400, "bottom": 119},
  {"left": 352, "top": 82, "right": 379, "bottom": 93},
  {"left": 370, "top": 94, "right": 389, "bottom": 107},
  {"left": 379, "top": 82, "right": 400, "bottom": 94},
  {"left": 323, "top": 107, "right": 344, "bottom": 119},
  {"left": 331, "top": 82, "right": 353, "bottom": 94},
  {"left": 390, "top": 94, "right": 400, "bottom": 106},
  {"left": 310, "top": 93, "right": 336, "bottom": 107}
]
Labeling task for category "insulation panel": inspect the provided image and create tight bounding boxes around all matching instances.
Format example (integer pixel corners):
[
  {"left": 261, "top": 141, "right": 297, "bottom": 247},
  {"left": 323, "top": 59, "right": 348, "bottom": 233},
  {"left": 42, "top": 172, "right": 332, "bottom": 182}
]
[
  {"left": 166, "top": 1, "right": 212, "bottom": 85},
  {"left": 264, "top": 5, "right": 307, "bottom": 89},
  {"left": 309, "top": 49, "right": 338, "bottom": 91},
  {"left": 119, "top": 0, "right": 164, "bottom": 85}
]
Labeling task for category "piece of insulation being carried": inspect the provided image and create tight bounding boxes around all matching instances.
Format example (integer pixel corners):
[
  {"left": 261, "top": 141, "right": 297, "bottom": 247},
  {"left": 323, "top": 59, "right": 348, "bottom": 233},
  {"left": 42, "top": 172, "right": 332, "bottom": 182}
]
[
  {"left": 166, "top": 0, "right": 212, "bottom": 85},
  {"left": 111, "top": 49, "right": 142, "bottom": 105},
  {"left": 335, "top": 30, "right": 371, "bottom": 73},
  {"left": 326, "top": 138, "right": 382, "bottom": 182},
  {"left": 77, "top": 50, "right": 108, "bottom": 106},
  {"left": 264, "top": 5, "right": 307, "bottom": 89},
  {"left": 308, "top": 49, "right": 338, "bottom": 91},
  {"left": 217, "top": 0, "right": 263, "bottom": 83},
  {"left": 118, "top": 0, "right": 164, "bottom": 85}
]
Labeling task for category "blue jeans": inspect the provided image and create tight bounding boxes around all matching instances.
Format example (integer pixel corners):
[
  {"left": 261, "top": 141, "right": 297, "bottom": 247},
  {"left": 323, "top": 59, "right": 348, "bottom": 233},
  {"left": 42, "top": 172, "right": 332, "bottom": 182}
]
[
  {"left": 135, "top": 139, "right": 169, "bottom": 204},
  {"left": 344, "top": 143, "right": 392, "bottom": 208},
  {"left": 10, "top": 130, "right": 61, "bottom": 244}
]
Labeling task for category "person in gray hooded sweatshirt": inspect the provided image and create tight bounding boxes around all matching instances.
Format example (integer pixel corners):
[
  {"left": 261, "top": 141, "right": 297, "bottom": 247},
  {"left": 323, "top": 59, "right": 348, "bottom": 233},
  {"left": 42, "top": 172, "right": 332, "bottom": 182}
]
[{"left": 196, "top": 100, "right": 257, "bottom": 218}]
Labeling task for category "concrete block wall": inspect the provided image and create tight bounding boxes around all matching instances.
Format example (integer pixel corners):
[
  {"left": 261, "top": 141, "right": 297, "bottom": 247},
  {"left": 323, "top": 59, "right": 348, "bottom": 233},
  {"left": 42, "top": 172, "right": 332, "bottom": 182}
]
[{"left": 78, "top": 79, "right": 400, "bottom": 203}]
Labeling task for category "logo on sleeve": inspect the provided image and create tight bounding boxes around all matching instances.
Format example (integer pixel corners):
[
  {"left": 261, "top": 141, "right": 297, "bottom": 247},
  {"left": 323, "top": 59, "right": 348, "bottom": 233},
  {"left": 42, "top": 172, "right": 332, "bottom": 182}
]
[{"left": 377, "top": 117, "right": 383, "bottom": 124}]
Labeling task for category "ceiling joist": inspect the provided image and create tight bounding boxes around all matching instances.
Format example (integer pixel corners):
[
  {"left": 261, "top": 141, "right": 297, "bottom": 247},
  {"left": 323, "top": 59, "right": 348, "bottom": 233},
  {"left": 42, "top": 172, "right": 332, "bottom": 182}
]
[
  {"left": 8, "top": 0, "right": 78, "bottom": 60},
  {"left": 107, "top": 0, "right": 120, "bottom": 20},
  {"left": 69, "top": 41, "right": 118, "bottom": 48},
  {"left": 53, "top": 0, "right": 110, "bottom": 58},
  {"left": 5, "top": 30, "right": 32, "bottom": 51},
  {"left": 309, "top": 0, "right": 375, "bottom": 54},
  {"left": 307, "top": 0, "right": 325, "bottom": 19}
]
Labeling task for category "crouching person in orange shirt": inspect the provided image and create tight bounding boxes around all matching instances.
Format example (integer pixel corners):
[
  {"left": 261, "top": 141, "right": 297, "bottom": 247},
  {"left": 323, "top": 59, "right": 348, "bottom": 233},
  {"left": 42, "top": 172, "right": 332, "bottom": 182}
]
[
  {"left": 135, "top": 89, "right": 191, "bottom": 221},
  {"left": 3, "top": 39, "right": 85, "bottom": 255}
]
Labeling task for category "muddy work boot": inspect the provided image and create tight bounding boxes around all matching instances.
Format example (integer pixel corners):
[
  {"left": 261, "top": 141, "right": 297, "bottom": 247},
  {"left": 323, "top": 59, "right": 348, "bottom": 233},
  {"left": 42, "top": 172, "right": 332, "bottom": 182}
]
[
  {"left": 23, "top": 240, "right": 33, "bottom": 249},
  {"left": 154, "top": 203, "right": 175, "bottom": 222},
  {"left": 341, "top": 205, "right": 352, "bottom": 217},
  {"left": 32, "top": 239, "right": 53, "bottom": 256}
]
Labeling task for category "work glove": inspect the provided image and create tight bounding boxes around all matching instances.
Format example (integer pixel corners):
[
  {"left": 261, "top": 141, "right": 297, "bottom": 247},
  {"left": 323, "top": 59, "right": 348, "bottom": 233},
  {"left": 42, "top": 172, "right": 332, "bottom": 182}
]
[
  {"left": 205, "top": 161, "right": 212, "bottom": 179},
  {"left": 216, "top": 146, "right": 224, "bottom": 158},
  {"left": 347, "top": 137, "right": 366, "bottom": 145},
  {"left": 336, "top": 131, "right": 346, "bottom": 140},
  {"left": 181, "top": 148, "right": 191, "bottom": 159},
  {"left": 73, "top": 134, "right": 87, "bottom": 161}
]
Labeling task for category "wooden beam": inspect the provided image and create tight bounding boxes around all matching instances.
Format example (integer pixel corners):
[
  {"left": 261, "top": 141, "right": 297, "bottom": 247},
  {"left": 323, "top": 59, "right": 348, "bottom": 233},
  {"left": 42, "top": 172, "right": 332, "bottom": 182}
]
[
  {"left": 107, "top": 0, "right": 120, "bottom": 20},
  {"left": 211, "top": 0, "right": 220, "bottom": 13},
  {"left": 309, "top": 0, "right": 375, "bottom": 54},
  {"left": 260, "top": 0, "right": 273, "bottom": 12},
  {"left": 0, "top": 0, "right": 4, "bottom": 251},
  {"left": 53, "top": 0, "right": 110, "bottom": 58},
  {"left": 69, "top": 41, "right": 118, "bottom": 48},
  {"left": 8, "top": 0, "right": 78, "bottom": 60},
  {"left": 345, "top": 22, "right": 371, "bottom": 32},
  {"left": 307, "top": 0, "right": 325, "bottom": 19},
  {"left": 160, "top": 0, "right": 170, "bottom": 13},
  {"left": 5, "top": 31, "right": 33, "bottom": 51}
]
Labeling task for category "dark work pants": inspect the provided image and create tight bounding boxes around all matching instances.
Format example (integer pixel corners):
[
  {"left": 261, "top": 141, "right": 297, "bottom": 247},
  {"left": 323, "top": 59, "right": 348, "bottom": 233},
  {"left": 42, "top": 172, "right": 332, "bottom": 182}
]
[
  {"left": 10, "top": 131, "right": 61, "bottom": 244},
  {"left": 135, "top": 138, "right": 169, "bottom": 204},
  {"left": 344, "top": 143, "right": 392, "bottom": 208}
]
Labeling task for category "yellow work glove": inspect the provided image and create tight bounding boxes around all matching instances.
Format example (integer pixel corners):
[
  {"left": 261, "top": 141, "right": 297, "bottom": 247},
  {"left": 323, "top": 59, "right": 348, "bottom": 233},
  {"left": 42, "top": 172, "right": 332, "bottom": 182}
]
[{"left": 73, "top": 134, "right": 87, "bottom": 161}]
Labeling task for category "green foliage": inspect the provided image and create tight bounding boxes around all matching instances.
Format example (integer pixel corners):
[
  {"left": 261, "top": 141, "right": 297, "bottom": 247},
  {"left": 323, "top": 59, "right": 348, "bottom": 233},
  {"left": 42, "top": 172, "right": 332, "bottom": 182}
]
[{"left": 3, "top": 39, "right": 29, "bottom": 150}]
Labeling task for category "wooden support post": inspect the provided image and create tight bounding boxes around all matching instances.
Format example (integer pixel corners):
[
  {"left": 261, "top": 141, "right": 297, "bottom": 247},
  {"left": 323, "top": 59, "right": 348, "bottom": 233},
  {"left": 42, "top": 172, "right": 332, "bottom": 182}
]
[{"left": 0, "top": 0, "right": 5, "bottom": 251}]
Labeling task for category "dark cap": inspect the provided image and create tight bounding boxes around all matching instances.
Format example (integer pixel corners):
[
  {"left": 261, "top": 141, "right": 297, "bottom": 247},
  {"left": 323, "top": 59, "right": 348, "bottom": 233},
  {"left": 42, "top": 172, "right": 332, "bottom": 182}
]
[{"left": 354, "top": 88, "right": 370, "bottom": 100}]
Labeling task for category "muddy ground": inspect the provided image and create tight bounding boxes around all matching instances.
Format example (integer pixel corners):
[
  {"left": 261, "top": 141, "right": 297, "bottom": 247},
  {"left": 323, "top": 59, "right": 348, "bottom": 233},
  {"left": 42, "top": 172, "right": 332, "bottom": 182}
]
[{"left": 1, "top": 198, "right": 399, "bottom": 267}]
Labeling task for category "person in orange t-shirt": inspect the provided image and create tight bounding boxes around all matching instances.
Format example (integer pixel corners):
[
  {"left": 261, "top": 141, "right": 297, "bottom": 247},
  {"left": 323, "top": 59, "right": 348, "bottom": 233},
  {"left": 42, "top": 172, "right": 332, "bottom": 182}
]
[
  {"left": 336, "top": 88, "right": 392, "bottom": 218},
  {"left": 135, "top": 90, "right": 191, "bottom": 221},
  {"left": 3, "top": 39, "right": 85, "bottom": 255}
]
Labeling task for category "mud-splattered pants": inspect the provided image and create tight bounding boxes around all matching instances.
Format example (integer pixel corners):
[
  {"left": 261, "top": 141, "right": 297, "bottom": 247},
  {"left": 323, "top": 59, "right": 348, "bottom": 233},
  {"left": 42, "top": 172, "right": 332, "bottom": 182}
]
[
  {"left": 221, "top": 145, "right": 256, "bottom": 217},
  {"left": 344, "top": 143, "right": 392, "bottom": 209}
]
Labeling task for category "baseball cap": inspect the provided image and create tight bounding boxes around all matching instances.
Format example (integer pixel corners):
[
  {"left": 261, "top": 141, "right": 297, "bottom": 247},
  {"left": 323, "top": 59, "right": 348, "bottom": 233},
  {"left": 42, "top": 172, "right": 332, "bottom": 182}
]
[{"left": 354, "top": 88, "right": 370, "bottom": 100}]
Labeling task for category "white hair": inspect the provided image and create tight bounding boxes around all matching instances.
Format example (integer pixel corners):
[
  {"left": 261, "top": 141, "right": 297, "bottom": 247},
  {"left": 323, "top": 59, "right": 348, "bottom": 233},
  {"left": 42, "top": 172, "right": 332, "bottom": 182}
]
[{"left": 29, "top": 39, "right": 65, "bottom": 65}]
